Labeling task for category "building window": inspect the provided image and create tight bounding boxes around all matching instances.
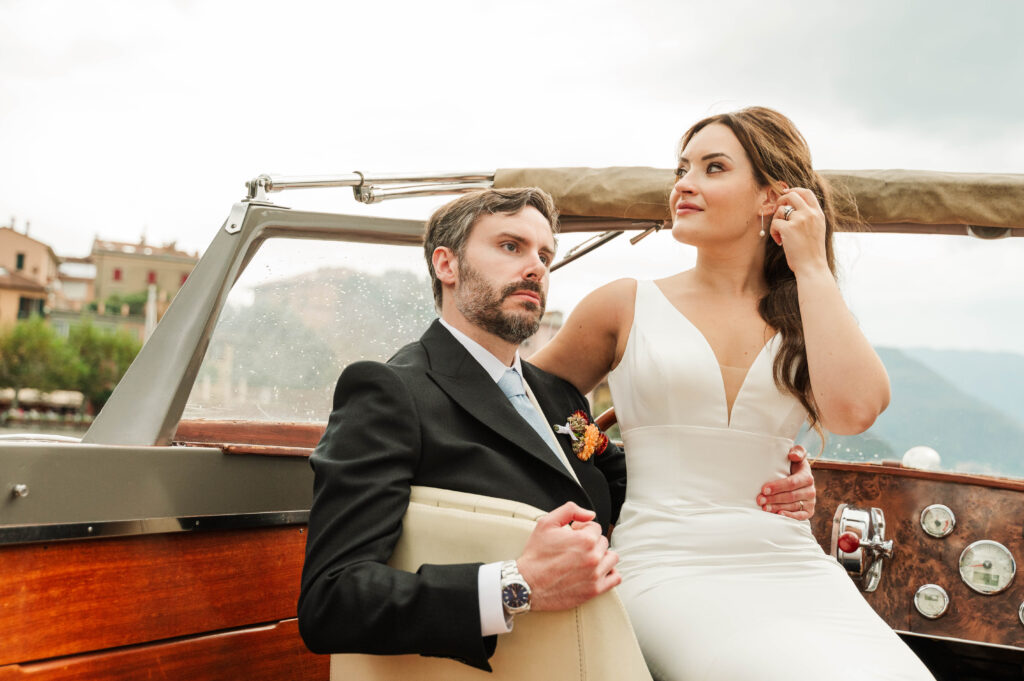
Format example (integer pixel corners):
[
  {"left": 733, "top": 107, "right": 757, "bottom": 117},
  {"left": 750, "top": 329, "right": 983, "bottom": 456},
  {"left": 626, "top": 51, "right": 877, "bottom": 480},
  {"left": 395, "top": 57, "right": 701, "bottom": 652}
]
[
  {"left": 16, "top": 253, "right": 25, "bottom": 270},
  {"left": 147, "top": 270, "right": 157, "bottom": 284},
  {"left": 17, "top": 297, "right": 44, "bottom": 319},
  {"left": 113, "top": 268, "right": 122, "bottom": 281}
]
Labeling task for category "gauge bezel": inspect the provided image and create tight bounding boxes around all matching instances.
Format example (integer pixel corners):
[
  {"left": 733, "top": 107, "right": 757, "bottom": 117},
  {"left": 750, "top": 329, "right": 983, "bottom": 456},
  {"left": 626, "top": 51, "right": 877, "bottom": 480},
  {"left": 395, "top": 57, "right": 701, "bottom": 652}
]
[
  {"left": 913, "top": 584, "right": 949, "bottom": 619},
  {"left": 958, "top": 540, "right": 1016, "bottom": 595},
  {"left": 919, "top": 503, "right": 956, "bottom": 538},
  {"left": 1019, "top": 601, "right": 1024, "bottom": 627}
]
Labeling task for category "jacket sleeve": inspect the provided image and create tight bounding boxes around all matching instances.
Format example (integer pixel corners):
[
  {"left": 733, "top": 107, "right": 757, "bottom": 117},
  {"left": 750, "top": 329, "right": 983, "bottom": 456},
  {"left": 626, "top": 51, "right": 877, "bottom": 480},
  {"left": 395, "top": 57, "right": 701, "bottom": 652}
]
[
  {"left": 297, "top": 361, "right": 496, "bottom": 670},
  {"left": 595, "top": 436, "right": 627, "bottom": 526}
]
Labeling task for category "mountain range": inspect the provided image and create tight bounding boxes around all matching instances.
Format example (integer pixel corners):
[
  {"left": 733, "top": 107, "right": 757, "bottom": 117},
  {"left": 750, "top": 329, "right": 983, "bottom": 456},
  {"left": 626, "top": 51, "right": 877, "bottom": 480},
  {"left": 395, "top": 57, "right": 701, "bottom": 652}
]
[{"left": 819, "top": 347, "right": 1024, "bottom": 478}]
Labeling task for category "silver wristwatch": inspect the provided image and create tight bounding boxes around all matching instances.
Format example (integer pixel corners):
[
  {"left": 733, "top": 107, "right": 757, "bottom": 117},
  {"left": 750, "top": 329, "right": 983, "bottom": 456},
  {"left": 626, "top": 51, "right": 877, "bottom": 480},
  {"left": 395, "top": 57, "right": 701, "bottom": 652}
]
[{"left": 500, "top": 560, "right": 532, "bottom": 616}]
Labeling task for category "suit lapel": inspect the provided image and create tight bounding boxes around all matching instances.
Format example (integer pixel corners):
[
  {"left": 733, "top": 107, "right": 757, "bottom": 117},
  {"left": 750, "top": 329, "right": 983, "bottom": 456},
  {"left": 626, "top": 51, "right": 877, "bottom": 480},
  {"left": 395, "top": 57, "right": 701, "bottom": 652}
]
[
  {"left": 522, "top": 361, "right": 597, "bottom": 488},
  {"left": 421, "top": 322, "right": 579, "bottom": 483}
]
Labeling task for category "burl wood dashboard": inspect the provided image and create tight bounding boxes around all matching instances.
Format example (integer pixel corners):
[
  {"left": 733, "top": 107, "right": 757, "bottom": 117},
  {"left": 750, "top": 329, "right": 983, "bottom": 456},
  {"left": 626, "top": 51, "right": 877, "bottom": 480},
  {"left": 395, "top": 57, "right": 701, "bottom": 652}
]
[{"left": 811, "top": 461, "right": 1024, "bottom": 649}]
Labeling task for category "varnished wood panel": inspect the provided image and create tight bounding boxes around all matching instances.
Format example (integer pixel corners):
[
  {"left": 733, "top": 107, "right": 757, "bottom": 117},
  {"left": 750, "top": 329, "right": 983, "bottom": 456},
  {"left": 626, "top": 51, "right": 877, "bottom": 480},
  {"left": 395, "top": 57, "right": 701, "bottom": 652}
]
[
  {"left": 220, "top": 443, "right": 313, "bottom": 457},
  {"left": 174, "top": 419, "right": 325, "bottom": 449},
  {"left": 0, "top": 619, "right": 327, "bottom": 681},
  {"left": 811, "top": 466, "right": 1024, "bottom": 649},
  {"left": 0, "top": 526, "right": 308, "bottom": 666},
  {"left": 814, "top": 459, "right": 1024, "bottom": 493}
]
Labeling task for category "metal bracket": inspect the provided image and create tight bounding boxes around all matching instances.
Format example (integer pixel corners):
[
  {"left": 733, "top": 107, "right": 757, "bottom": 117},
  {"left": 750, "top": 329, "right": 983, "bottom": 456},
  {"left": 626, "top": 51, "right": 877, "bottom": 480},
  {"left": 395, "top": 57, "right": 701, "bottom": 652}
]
[
  {"left": 629, "top": 220, "right": 667, "bottom": 245},
  {"left": 223, "top": 202, "right": 250, "bottom": 235},
  {"left": 351, "top": 172, "right": 371, "bottom": 203},
  {"left": 245, "top": 174, "right": 272, "bottom": 202}
]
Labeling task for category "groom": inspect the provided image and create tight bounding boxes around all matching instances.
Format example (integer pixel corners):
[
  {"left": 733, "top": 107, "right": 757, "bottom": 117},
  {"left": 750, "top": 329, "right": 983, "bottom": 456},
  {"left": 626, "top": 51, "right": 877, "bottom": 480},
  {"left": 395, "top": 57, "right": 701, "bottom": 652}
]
[{"left": 298, "top": 187, "right": 816, "bottom": 671}]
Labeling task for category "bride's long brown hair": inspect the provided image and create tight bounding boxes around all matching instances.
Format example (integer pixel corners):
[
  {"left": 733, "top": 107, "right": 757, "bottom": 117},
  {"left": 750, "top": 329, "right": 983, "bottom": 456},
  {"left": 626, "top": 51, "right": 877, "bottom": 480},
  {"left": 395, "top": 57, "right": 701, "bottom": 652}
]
[{"left": 678, "top": 107, "right": 859, "bottom": 442}]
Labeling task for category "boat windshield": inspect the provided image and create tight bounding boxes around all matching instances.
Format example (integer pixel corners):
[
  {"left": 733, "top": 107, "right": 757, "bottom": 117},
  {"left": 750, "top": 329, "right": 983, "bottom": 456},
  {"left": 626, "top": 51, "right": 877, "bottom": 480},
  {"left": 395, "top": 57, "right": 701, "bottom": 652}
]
[{"left": 182, "top": 229, "right": 1024, "bottom": 481}]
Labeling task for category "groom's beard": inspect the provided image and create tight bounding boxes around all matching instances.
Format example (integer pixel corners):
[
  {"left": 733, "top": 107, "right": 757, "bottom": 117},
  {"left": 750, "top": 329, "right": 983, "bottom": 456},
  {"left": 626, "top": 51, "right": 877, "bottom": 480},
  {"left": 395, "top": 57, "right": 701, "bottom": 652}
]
[{"left": 455, "top": 261, "right": 546, "bottom": 345}]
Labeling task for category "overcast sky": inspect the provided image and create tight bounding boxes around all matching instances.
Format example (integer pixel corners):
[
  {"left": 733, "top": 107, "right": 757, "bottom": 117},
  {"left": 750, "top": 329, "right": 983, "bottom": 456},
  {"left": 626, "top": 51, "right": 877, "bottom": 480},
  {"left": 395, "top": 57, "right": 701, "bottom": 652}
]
[{"left": 2, "top": 0, "right": 1023, "bottom": 351}]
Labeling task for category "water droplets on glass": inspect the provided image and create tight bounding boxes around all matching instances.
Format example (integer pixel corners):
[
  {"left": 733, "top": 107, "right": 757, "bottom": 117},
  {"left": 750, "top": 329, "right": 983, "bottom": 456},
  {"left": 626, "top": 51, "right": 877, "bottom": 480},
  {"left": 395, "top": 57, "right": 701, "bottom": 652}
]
[{"left": 184, "top": 238, "right": 433, "bottom": 423}]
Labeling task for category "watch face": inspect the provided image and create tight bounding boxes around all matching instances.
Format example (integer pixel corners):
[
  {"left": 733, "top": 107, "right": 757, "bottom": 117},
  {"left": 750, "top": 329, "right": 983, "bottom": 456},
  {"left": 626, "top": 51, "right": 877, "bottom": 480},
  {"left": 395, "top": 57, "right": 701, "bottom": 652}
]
[{"left": 502, "top": 583, "right": 530, "bottom": 609}]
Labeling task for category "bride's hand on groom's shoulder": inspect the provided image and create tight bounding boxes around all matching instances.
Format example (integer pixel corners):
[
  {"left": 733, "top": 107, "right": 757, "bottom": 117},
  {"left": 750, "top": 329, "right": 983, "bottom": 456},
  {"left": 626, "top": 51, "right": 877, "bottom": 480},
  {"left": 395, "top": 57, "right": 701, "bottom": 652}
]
[
  {"left": 516, "top": 502, "right": 622, "bottom": 611},
  {"left": 756, "top": 445, "right": 816, "bottom": 520}
]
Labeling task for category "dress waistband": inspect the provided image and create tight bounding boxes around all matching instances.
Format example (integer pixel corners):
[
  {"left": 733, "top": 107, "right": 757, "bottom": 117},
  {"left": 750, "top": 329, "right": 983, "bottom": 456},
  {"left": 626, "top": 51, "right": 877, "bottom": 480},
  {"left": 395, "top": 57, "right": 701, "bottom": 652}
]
[{"left": 620, "top": 424, "right": 794, "bottom": 509}]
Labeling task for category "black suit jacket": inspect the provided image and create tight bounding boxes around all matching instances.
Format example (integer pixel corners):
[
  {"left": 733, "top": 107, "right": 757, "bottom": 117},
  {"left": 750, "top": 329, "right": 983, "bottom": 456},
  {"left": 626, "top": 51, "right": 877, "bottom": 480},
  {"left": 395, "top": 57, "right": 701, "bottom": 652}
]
[{"left": 298, "top": 320, "right": 627, "bottom": 670}]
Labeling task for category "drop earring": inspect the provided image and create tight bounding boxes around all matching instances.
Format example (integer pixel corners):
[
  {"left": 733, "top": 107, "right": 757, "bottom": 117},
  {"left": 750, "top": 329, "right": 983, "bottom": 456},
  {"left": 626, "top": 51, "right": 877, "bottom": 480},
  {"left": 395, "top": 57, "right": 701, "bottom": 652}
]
[{"left": 759, "top": 213, "right": 766, "bottom": 238}]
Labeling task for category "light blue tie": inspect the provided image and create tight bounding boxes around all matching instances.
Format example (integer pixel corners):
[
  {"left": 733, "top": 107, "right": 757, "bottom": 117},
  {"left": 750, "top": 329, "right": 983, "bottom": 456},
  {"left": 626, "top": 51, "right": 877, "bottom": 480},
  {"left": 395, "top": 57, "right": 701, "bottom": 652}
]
[{"left": 498, "top": 369, "right": 576, "bottom": 477}]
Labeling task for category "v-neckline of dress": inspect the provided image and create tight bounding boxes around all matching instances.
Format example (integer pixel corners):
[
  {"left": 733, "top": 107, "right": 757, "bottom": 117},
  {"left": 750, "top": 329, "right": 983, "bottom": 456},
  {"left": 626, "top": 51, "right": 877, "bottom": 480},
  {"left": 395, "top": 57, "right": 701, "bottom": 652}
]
[{"left": 650, "top": 281, "right": 779, "bottom": 427}]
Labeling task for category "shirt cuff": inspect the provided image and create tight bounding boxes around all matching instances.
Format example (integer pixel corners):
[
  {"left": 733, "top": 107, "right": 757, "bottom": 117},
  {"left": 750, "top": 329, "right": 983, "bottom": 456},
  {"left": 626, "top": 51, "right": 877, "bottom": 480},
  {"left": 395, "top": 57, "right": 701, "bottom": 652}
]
[{"left": 478, "top": 561, "right": 514, "bottom": 636}]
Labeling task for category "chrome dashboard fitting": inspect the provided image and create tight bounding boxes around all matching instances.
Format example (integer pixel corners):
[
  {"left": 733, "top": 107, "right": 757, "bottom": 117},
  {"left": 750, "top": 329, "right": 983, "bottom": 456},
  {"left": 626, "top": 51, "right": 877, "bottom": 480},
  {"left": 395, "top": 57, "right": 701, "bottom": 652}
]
[
  {"left": 11, "top": 484, "right": 29, "bottom": 498},
  {"left": 832, "top": 504, "right": 893, "bottom": 592}
]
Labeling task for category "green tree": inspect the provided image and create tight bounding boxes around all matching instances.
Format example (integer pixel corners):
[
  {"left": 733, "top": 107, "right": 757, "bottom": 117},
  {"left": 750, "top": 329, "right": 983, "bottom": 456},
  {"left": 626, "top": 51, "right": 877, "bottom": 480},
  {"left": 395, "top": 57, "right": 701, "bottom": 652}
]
[
  {"left": 66, "top": 321, "right": 142, "bottom": 412},
  {"left": 85, "top": 291, "right": 149, "bottom": 316},
  {"left": 0, "top": 317, "right": 82, "bottom": 408}
]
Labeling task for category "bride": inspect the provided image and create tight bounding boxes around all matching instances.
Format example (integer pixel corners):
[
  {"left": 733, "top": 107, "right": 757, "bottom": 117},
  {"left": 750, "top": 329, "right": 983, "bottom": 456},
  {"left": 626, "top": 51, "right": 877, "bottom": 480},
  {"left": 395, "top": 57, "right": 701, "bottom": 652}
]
[{"left": 531, "top": 107, "right": 934, "bottom": 680}]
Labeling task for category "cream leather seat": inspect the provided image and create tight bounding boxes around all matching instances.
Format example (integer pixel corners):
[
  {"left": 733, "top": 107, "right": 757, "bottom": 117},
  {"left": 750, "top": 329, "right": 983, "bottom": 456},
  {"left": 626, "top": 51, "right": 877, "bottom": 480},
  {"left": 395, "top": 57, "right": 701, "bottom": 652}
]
[{"left": 330, "top": 486, "right": 653, "bottom": 681}]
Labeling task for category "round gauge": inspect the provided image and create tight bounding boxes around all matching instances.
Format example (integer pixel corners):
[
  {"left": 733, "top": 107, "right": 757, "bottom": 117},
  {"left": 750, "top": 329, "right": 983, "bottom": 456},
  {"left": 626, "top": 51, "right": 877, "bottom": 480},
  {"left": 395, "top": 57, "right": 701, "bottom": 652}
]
[
  {"left": 958, "top": 540, "right": 1016, "bottom": 595},
  {"left": 1019, "top": 601, "right": 1024, "bottom": 627},
  {"left": 920, "top": 504, "right": 955, "bottom": 538},
  {"left": 914, "top": 584, "right": 949, "bottom": 619}
]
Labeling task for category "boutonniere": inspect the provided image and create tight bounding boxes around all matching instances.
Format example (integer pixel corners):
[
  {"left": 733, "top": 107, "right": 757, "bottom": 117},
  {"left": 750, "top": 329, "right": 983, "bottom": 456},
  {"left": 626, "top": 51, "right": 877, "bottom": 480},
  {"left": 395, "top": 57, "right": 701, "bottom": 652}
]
[{"left": 553, "top": 410, "right": 609, "bottom": 462}]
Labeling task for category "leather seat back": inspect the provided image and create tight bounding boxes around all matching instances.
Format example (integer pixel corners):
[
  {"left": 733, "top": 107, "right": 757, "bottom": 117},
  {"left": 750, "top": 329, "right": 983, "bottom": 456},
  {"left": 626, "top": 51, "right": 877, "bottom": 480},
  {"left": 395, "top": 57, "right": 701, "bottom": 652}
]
[{"left": 330, "top": 486, "right": 652, "bottom": 681}]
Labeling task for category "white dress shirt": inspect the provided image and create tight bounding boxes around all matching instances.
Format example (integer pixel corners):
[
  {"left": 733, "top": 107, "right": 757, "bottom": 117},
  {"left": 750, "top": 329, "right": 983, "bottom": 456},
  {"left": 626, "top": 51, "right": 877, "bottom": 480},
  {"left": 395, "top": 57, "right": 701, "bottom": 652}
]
[{"left": 438, "top": 319, "right": 577, "bottom": 636}]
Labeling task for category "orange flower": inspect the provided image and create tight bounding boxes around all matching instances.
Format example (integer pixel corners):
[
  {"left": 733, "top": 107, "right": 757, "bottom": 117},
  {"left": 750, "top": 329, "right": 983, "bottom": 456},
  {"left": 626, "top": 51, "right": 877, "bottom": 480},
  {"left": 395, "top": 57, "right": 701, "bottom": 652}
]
[
  {"left": 578, "top": 424, "right": 601, "bottom": 461},
  {"left": 555, "top": 410, "right": 610, "bottom": 461}
]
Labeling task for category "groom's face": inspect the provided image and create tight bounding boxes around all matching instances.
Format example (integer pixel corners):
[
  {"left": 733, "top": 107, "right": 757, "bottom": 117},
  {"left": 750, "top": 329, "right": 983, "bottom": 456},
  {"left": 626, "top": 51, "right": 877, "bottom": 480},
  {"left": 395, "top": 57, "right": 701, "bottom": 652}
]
[{"left": 453, "top": 207, "right": 555, "bottom": 344}]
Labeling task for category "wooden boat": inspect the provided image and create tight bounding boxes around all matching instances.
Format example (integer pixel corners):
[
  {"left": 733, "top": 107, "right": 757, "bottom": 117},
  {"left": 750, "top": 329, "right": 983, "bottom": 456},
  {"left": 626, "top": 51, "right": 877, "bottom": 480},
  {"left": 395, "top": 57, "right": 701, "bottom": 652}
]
[{"left": 2, "top": 167, "right": 1022, "bottom": 680}]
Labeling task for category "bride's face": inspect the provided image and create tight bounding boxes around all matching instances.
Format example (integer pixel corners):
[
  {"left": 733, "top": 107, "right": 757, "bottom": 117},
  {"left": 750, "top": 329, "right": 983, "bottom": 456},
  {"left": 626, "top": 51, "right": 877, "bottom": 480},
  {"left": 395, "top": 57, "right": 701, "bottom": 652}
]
[{"left": 669, "top": 123, "right": 765, "bottom": 248}]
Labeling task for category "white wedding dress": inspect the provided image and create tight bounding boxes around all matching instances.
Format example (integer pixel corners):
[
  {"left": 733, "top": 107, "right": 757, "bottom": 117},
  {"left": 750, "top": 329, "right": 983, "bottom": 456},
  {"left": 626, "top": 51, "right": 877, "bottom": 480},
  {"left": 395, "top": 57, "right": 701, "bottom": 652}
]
[{"left": 607, "top": 280, "right": 934, "bottom": 681}]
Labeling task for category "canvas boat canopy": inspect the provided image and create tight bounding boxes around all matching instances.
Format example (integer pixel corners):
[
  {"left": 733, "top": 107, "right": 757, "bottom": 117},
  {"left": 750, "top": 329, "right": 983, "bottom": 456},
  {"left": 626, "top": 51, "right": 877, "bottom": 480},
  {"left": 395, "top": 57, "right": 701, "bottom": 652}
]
[{"left": 493, "top": 167, "right": 1024, "bottom": 236}]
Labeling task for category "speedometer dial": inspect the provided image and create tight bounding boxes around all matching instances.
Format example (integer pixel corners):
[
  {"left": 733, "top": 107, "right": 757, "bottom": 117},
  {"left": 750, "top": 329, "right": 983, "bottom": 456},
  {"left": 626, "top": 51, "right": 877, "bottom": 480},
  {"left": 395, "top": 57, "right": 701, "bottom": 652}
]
[{"left": 958, "top": 540, "right": 1016, "bottom": 595}]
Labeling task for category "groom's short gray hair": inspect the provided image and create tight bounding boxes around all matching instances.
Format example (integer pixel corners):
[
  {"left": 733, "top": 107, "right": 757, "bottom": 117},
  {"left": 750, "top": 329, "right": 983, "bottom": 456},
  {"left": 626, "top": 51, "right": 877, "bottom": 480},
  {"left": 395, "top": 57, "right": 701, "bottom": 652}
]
[{"left": 423, "top": 187, "right": 559, "bottom": 310}]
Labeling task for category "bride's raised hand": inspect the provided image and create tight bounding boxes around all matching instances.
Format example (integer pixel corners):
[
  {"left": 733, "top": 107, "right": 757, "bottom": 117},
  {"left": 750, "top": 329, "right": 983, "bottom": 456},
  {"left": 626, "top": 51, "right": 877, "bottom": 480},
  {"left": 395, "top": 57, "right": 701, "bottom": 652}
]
[{"left": 770, "top": 187, "right": 829, "bottom": 278}]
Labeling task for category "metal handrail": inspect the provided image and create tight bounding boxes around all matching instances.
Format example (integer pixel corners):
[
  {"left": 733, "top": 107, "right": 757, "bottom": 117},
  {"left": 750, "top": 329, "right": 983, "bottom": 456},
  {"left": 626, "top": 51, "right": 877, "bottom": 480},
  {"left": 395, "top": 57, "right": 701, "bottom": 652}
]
[{"left": 246, "top": 171, "right": 495, "bottom": 202}]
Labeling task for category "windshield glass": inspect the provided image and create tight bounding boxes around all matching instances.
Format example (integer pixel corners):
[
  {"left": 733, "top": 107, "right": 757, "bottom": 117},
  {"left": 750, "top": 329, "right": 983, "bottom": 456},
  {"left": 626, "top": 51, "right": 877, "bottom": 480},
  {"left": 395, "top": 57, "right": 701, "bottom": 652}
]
[
  {"left": 183, "top": 227, "right": 1024, "bottom": 480},
  {"left": 183, "top": 238, "right": 435, "bottom": 423}
]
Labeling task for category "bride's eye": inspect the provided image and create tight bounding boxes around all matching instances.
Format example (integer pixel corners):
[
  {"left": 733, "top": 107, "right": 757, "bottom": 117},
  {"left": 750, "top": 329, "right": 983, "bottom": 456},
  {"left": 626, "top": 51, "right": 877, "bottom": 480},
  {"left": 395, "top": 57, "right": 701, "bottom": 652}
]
[
  {"left": 674, "top": 166, "right": 689, "bottom": 178},
  {"left": 706, "top": 162, "right": 724, "bottom": 174}
]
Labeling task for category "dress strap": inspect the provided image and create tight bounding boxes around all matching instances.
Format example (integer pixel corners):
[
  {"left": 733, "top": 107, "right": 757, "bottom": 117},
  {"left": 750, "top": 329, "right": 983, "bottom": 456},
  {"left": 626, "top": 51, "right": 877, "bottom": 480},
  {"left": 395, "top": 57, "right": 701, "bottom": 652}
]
[{"left": 631, "top": 279, "right": 659, "bottom": 324}]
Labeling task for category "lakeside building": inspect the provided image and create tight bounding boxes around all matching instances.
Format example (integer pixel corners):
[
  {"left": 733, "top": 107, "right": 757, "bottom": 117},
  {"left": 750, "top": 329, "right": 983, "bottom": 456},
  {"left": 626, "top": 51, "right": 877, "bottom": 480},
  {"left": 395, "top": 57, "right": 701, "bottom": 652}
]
[
  {"left": 91, "top": 237, "right": 198, "bottom": 310},
  {"left": 0, "top": 223, "right": 200, "bottom": 338},
  {"left": 0, "top": 225, "right": 60, "bottom": 326}
]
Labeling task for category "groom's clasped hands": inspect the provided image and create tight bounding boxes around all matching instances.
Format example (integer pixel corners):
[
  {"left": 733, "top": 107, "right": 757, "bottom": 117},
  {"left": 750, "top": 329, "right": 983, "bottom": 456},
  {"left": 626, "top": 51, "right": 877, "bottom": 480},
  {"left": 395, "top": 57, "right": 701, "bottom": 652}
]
[{"left": 516, "top": 502, "right": 621, "bottom": 611}]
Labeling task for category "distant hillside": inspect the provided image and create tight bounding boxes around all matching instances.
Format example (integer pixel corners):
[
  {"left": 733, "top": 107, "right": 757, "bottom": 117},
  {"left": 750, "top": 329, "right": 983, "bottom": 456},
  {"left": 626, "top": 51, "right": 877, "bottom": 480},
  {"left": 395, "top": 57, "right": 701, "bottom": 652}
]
[
  {"left": 905, "top": 348, "right": 1024, "bottom": 426},
  {"left": 817, "top": 347, "right": 1024, "bottom": 478}
]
